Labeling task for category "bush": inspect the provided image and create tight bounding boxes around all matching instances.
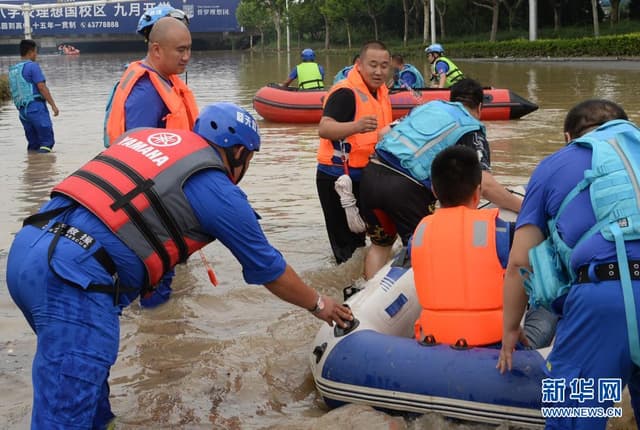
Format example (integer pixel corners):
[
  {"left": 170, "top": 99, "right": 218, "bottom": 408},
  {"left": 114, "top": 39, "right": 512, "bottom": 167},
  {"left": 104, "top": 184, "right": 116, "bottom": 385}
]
[
  {"left": 444, "top": 33, "right": 640, "bottom": 57},
  {"left": 0, "top": 74, "right": 10, "bottom": 102}
]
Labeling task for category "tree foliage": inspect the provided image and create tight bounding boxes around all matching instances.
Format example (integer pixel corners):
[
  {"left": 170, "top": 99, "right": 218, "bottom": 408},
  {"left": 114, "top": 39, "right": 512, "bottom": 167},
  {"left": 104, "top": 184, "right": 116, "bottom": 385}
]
[{"left": 235, "top": 0, "right": 637, "bottom": 48}]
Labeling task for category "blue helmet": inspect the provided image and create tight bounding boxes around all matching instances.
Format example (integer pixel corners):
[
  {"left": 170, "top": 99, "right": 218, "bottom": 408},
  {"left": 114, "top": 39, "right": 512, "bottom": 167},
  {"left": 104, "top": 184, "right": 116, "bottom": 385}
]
[
  {"left": 301, "top": 48, "right": 315, "bottom": 61},
  {"left": 193, "top": 103, "right": 260, "bottom": 152},
  {"left": 137, "top": 5, "right": 189, "bottom": 37},
  {"left": 425, "top": 43, "right": 444, "bottom": 55}
]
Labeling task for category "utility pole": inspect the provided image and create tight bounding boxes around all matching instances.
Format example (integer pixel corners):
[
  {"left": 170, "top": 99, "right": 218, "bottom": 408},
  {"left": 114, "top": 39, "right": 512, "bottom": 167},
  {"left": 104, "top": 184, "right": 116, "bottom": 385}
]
[
  {"left": 285, "top": 0, "right": 290, "bottom": 53},
  {"left": 529, "top": 0, "right": 537, "bottom": 41},
  {"left": 430, "top": 0, "right": 436, "bottom": 43}
]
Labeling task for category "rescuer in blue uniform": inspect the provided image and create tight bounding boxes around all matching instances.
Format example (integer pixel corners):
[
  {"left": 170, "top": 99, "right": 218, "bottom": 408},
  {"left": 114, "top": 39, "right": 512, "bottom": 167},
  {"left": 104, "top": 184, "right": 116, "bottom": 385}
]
[
  {"left": 9, "top": 39, "right": 59, "bottom": 153},
  {"left": 103, "top": 7, "right": 194, "bottom": 308},
  {"left": 391, "top": 54, "right": 425, "bottom": 89},
  {"left": 497, "top": 99, "right": 640, "bottom": 429},
  {"left": 6, "top": 102, "right": 353, "bottom": 430},
  {"left": 281, "top": 48, "right": 325, "bottom": 89}
]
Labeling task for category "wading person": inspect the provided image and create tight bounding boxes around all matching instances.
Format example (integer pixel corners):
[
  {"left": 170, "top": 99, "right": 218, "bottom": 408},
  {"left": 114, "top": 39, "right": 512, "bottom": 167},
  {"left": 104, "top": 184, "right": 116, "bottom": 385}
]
[
  {"left": 360, "top": 79, "right": 522, "bottom": 279},
  {"left": 316, "top": 40, "right": 393, "bottom": 265},
  {"left": 497, "top": 99, "right": 640, "bottom": 429},
  {"left": 8, "top": 39, "right": 59, "bottom": 153},
  {"left": 6, "top": 102, "right": 353, "bottom": 429},
  {"left": 104, "top": 16, "right": 197, "bottom": 147},
  {"left": 104, "top": 11, "right": 196, "bottom": 308}
]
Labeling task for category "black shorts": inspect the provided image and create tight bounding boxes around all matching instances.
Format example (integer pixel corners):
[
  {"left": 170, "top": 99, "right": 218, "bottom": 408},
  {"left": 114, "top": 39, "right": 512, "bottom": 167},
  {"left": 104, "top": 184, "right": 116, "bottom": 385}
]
[{"left": 360, "top": 160, "right": 436, "bottom": 246}]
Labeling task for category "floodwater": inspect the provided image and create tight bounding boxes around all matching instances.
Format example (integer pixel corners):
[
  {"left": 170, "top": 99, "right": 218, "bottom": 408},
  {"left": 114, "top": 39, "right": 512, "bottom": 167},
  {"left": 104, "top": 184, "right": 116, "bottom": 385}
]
[{"left": 1, "top": 51, "right": 640, "bottom": 430}]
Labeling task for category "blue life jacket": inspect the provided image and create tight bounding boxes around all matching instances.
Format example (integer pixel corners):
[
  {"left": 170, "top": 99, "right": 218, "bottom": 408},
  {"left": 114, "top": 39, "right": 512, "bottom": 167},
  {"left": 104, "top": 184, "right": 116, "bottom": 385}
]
[
  {"left": 375, "top": 100, "right": 484, "bottom": 182},
  {"left": 394, "top": 63, "right": 426, "bottom": 89},
  {"left": 332, "top": 66, "right": 353, "bottom": 85},
  {"left": 523, "top": 119, "right": 640, "bottom": 365},
  {"left": 9, "top": 61, "right": 41, "bottom": 109},
  {"left": 103, "top": 81, "right": 118, "bottom": 147}
]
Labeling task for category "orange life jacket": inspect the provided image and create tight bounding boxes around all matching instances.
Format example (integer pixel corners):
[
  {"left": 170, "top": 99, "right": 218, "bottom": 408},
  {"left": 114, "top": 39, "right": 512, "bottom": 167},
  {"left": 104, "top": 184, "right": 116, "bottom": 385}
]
[
  {"left": 411, "top": 206, "right": 505, "bottom": 346},
  {"left": 105, "top": 61, "right": 199, "bottom": 146},
  {"left": 317, "top": 66, "right": 392, "bottom": 169},
  {"left": 52, "top": 128, "right": 223, "bottom": 287}
]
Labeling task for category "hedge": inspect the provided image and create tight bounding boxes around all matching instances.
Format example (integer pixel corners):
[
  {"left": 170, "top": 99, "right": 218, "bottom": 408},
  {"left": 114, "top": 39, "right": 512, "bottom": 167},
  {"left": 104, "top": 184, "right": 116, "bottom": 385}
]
[{"left": 446, "top": 33, "right": 640, "bottom": 58}]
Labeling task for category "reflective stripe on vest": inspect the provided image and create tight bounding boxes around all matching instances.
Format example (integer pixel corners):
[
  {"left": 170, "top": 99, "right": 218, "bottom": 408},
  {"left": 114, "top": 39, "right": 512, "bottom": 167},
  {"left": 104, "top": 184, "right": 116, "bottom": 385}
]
[
  {"left": 105, "top": 61, "right": 199, "bottom": 146},
  {"left": 435, "top": 57, "right": 464, "bottom": 88},
  {"left": 412, "top": 206, "right": 504, "bottom": 346},
  {"left": 296, "top": 62, "right": 324, "bottom": 89},
  {"left": 52, "top": 128, "right": 223, "bottom": 287},
  {"left": 317, "top": 66, "right": 392, "bottom": 169},
  {"left": 375, "top": 100, "right": 484, "bottom": 182},
  {"left": 9, "top": 61, "right": 42, "bottom": 109}
]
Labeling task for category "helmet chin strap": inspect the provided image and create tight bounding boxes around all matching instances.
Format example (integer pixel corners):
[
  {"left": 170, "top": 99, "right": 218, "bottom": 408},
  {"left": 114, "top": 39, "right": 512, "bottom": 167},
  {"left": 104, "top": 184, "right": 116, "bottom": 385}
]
[{"left": 223, "top": 146, "right": 251, "bottom": 184}]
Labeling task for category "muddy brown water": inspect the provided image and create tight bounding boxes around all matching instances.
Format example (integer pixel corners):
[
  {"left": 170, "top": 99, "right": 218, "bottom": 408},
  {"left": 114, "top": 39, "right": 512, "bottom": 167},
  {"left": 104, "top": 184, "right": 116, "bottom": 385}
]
[{"left": 1, "top": 51, "right": 639, "bottom": 429}]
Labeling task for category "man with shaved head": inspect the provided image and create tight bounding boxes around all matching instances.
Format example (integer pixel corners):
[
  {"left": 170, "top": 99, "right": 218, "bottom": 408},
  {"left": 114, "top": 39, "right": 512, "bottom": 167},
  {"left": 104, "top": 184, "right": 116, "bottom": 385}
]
[
  {"left": 105, "top": 17, "right": 197, "bottom": 146},
  {"left": 105, "top": 15, "right": 199, "bottom": 309}
]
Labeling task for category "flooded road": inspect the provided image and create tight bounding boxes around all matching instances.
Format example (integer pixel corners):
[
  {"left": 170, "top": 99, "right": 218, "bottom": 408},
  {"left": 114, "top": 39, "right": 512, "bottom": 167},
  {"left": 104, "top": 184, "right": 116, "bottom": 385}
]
[{"left": 1, "top": 51, "right": 639, "bottom": 429}]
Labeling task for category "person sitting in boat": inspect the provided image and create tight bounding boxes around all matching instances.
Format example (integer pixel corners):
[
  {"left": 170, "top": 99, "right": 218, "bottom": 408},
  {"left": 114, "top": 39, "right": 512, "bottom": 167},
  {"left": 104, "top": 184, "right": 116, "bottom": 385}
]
[
  {"left": 359, "top": 78, "right": 522, "bottom": 280},
  {"left": 281, "top": 48, "right": 325, "bottom": 90},
  {"left": 332, "top": 54, "right": 359, "bottom": 85},
  {"left": 497, "top": 99, "right": 640, "bottom": 428},
  {"left": 411, "top": 145, "right": 556, "bottom": 348},
  {"left": 390, "top": 54, "right": 425, "bottom": 89},
  {"left": 425, "top": 43, "right": 464, "bottom": 89}
]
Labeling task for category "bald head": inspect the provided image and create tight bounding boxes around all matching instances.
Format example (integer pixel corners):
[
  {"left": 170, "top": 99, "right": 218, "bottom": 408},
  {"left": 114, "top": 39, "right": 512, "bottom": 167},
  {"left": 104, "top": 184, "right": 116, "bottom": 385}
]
[
  {"left": 148, "top": 16, "right": 190, "bottom": 45},
  {"left": 146, "top": 16, "right": 192, "bottom": 78}
]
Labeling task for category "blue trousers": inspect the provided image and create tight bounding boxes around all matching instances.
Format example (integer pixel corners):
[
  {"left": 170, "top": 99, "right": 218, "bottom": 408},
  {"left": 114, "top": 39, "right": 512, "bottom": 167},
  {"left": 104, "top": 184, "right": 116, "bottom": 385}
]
[
  {"left": 544, "top": 281, "right": 640, "bottom": 429},
  {"left": 6, "top": 226, "right": 119, "bottom": 429},
  {"left": 19, "top": 101, "right": 55, "bottom": 152}
]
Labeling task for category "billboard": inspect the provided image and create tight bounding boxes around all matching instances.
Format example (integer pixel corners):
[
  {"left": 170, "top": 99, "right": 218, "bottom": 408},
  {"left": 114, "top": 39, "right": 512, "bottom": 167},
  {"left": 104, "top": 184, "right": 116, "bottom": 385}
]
[{"left": 0, "top": 0, "right": 241, "bottom": 36}]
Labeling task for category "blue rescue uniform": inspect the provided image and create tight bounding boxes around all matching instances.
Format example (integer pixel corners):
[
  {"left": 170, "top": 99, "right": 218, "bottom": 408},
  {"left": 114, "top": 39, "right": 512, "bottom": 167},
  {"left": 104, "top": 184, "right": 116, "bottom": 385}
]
[
  {"left": 6, "top": 162, "right": 286, "bottom": 429},
  {"left": 518, "top": 143, "right": 640, "bottom": 429},
  {"left": 11, "top": 61, "right": 55, "bottom": 152},
  {"left": 124, "top": 65, "right": 171, "bottom": 130}
]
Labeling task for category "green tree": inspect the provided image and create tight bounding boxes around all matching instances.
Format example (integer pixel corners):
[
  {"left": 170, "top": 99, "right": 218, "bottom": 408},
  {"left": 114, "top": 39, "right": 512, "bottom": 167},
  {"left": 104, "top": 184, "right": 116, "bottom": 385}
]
[
  {"left": 236, "top": 0, "right": 271, "bottom": 49},
  {"left": 288, "top": 0, "right": 324, "bottom": 48}
]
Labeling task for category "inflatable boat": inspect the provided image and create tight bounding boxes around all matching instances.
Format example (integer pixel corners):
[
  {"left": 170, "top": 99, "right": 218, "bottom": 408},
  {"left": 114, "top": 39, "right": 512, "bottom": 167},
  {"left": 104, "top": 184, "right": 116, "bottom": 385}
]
[
  {"left": 253, "top": 84, "right": 538, "bottom": 123},
  {"left": 310, "top": 203, "right": 550, "bottom": 428}
]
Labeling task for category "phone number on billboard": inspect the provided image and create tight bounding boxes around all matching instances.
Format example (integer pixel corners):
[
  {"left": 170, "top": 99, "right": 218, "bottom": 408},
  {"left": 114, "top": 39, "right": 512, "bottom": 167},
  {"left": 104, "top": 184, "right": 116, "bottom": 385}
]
[{"left": 80, "top": 21, "right": 120, "bottom": 28}]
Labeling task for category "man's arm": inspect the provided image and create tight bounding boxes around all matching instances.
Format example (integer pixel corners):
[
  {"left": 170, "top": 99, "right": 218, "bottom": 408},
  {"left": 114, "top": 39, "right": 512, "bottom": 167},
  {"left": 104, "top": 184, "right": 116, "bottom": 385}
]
[
  {"left": 265, "top": 265, "right": 352, "bottom": 327},
  {"left": 281, "top": 68, "right": 296, "bottom": 87},
  {"left": 438, "top": 72, "right": 447, "bottom": 88},
  {"left": 36, "top": 82, "right": 59, "bottom": 116},
  {"left": 481, "top": 171, "right": 523, "bottom": 213},
  {"left": 497, "top": 224, "right": 545, "bottom": 373},
  {"left": 318, "top": 88, "right": 376, "bottom": 141},
  {"left": 319, "top": 116, "right": 377, "bottom": 141}
]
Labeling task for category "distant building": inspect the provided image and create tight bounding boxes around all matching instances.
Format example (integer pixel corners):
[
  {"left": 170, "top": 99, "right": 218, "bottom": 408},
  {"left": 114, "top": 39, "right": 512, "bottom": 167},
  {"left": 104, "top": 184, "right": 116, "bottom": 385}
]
[{"left": 0, "top": 0, "right": 240, "bottom": 37}]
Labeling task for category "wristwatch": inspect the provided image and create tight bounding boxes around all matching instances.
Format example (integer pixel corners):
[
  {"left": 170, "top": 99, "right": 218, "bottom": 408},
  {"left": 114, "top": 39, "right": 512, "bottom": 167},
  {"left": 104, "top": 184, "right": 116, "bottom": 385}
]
[{"left": 309, "top": 293, "right": 325, "bottom": 314}]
